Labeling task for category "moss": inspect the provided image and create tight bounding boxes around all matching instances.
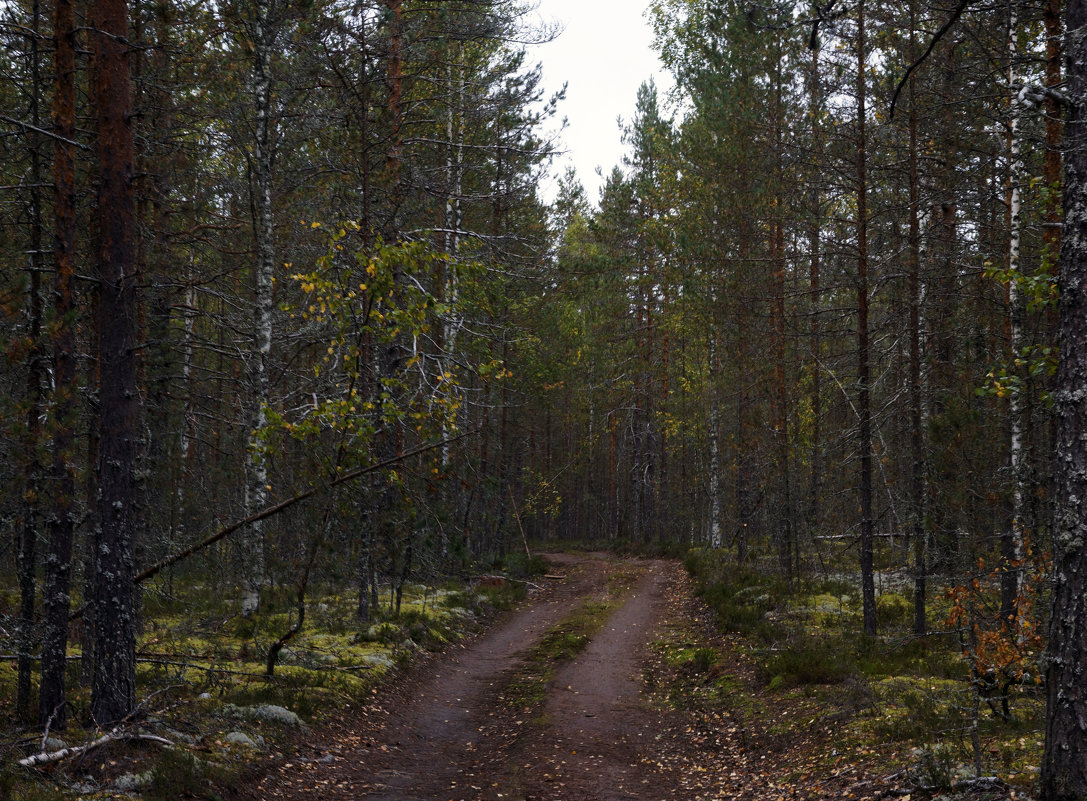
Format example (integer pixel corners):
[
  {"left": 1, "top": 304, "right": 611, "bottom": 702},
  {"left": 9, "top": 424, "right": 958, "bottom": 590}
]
[{"left": 875, "top": 592, "right": 913, "bottom": 627}]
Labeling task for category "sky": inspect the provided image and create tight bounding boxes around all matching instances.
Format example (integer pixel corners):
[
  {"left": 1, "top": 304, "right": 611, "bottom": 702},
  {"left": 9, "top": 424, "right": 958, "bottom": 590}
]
[{"left": 526, "top": 0, "right": 675, "bottom": 205}]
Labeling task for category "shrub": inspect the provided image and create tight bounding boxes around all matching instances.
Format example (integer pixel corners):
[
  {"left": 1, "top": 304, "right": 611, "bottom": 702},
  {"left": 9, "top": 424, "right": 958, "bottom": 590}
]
[
  {"left": 876, "top": 592, "right": 913, "bottom": 627},
  {"left": 764, "top": 636, "right": 858, "bottom": 687}
]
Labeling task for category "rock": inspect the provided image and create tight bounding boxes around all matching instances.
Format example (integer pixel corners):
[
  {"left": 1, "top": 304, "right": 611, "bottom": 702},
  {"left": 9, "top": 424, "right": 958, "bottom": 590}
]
[
  {"left": 250, "top": 704, "right": 303, "bottom": 727},
  {"left": 317, "top": 753, "right": 336, "bottom": 764},
  {"left": 198, "top": 692, "right": 212, "bottom": 699},
  {"left": 223, "top": 703, "right": 305, "bottom": 728},
  {"left": 41, "top": 737, "right": 68, "bottom": 752},
  {"left": 166, "top": 728, "right": 197, "bottom": 745},
  {"left": 224, "top": 731, "right": 264, "bottom": 749},
  {"left": 113, "top": 771, "right": 153, "bottom": 792},
  {"left": 362, "top": 653, "right": 394, "bottom": 669}
]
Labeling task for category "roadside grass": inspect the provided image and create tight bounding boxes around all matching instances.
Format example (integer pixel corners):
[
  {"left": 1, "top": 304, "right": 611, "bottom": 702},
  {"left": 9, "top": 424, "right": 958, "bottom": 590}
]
[
  {"left": 1, "top": 562, "right": 537, "bottom": 799},
  {"left": 502, "top": 563, "right": 642, "bottom": 714},
  {"left": 670, "top": 547, "right": 1046, "bottom": 794}
]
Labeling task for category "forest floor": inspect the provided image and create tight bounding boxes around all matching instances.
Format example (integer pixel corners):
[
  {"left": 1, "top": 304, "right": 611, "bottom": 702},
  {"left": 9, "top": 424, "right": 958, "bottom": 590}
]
[{"left": 237, "top": 552, "right": 1025, "bottom": 801}]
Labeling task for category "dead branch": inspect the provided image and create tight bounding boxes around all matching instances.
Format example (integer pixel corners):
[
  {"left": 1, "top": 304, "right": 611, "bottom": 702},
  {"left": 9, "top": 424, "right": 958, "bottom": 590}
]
[
  {"left": 17, "top": 732, "right": 173, "bottom": 769},
  {"left": 68, "top": 431, "right": 478, "bottom": 621}
]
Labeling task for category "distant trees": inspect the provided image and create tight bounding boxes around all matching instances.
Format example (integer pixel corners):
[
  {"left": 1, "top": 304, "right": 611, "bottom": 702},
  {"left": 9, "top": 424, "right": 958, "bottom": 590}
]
[{"left": 505, "top": 0, "right": 1059, "bottom": 636}]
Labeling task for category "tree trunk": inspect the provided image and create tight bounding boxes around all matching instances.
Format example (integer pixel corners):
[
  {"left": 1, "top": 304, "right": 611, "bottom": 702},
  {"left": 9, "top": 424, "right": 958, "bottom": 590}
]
[
  {"left": 1041, "top": 0, "right": 1087, "bottom": 792},
  {"left": 906, "top": 0, "right": 928, "bottom": 637},
  {"left": 40, "top": 0, "right": 79, "bottom": 726},
  {"left": 708, "top": 327, "right": 723, "bottom": 549},
  {"left": 242, "top": 0, "right": 275, "bottom": 618},
  {"left": 89, "top": 0, "right": 140, "bottom": 726},
  {"left": 856, "top": 0, "right": 877, "bottom": 637},
  {"left": 807, "top": 34, "right": 823, "bottom": 547},
  {"left": 18, "top": 0, "right": 46, "bottom": 723},
  {"left": 1003, "top": 1, "right": 1028, "bottom": 626}
]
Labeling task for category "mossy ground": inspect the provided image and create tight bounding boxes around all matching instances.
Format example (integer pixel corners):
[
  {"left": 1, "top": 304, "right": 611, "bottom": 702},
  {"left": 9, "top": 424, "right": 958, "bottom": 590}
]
[
  {"left": 0, "top": 567, "right": 532, "bottom": 799},
  {"left": 668, "top": 548, "right": 1045, "bottom": 796}
]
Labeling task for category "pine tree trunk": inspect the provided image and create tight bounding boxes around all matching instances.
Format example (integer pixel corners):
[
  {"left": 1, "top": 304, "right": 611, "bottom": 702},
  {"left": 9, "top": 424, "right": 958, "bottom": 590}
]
[
  {"left": 807, "top": 39, "right": 823, "bottom": 544},
  {"left": 89, "top": 0, "right": 139, "bottom": 726},
  {"left": 18, "top": 0, "right": 46, "bottom": 723},
  {"left": 856, "top": 0, "right": 877, "bottom": 637},
  {"left": 1041, "top": 0, "right": 1087, "bottom": 792},
  {"left": 907, "top": 0, "right": 928, "bottom": 637}
]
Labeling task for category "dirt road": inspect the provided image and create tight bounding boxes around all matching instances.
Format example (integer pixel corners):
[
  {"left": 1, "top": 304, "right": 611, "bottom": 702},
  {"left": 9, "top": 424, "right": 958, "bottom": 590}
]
[{"left": 250, "top": 553, "right": 679, "bottom": 800}]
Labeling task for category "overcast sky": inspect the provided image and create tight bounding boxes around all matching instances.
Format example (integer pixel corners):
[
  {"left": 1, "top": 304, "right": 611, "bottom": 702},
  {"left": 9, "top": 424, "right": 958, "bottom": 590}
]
[{"left": 526, "top": 0, "right": 674, "bottom": 205}]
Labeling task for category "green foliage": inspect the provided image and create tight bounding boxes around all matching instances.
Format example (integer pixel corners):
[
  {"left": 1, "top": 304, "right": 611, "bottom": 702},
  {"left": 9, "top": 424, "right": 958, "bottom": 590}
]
[
  {"left": 875, "top": 592, "right": 912, "bottom": 626},
  {"left": 501, "top": 552, "right": 550, "bottom": 578},
  {"left": 764, "top": 636, "right": 858, "bottom": 688},
  {"left": 684, "top": 548, "right": 791, "bottom": 642},
  {"left": 147, "top": 748, "right": 238, "bottom": 800}
]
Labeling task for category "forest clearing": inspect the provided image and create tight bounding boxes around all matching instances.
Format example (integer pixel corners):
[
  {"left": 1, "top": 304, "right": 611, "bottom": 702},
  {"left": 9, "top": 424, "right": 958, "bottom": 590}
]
[{"left": 4, "top": 0, "right": 1087, "bottom": 797}]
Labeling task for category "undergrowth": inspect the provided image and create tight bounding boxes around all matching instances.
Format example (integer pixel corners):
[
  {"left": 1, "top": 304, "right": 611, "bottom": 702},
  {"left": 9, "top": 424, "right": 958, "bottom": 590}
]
[
  {"left": 1, "top": 557, "right": 542, "bottom": 800},
  {"left": 681, "top": 547, "right": 1046, "bottom": 794}
]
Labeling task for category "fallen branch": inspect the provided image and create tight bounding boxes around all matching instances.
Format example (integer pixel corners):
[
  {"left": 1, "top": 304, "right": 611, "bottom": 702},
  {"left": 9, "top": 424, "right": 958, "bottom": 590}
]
[{"left": 18, "top": 732, "right": 173, "bottom": 769}]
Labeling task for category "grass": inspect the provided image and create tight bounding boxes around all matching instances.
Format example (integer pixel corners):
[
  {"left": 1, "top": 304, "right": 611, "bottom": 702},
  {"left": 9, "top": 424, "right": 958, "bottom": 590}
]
[{"left": 502, "top": 564, "right": 641, "bottom": 712}]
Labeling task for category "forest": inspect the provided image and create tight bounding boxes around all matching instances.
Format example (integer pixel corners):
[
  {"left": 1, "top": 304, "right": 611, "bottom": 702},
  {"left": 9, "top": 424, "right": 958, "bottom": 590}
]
[{"left": 3, "top": 0, "right": 1087, "bottom": 797}]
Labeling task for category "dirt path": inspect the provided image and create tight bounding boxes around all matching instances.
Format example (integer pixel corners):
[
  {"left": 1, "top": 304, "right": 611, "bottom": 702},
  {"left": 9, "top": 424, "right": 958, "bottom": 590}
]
[
  {"left": 512, "top": 562, "right": 678, "bottom": 801},
  {"left": 249, "top": 553, "right": 679, "bottom": 801}
]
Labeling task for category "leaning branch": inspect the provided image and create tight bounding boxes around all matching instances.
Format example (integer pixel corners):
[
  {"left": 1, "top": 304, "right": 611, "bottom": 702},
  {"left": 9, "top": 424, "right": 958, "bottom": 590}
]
[
  {"left": 69, "top": 430, "right": 476, "bottom": 621},
  {"left": 133, "top": 430, "right": 476, "bottom": 586},
  {"left": 0, "top": 114, "right": 90, "bottom": 150},
  {"left": 888, "top": 0, "right": 972, "bottom": 121}
]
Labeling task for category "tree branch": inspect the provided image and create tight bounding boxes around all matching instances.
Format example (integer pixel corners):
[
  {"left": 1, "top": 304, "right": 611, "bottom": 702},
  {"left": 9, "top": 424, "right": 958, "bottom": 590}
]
[
  {"left": 888, "top": 0, "right": 972, "bottom": 121},
  {"left": 69, "top": 430, "right": 478, "bottom": 620}
]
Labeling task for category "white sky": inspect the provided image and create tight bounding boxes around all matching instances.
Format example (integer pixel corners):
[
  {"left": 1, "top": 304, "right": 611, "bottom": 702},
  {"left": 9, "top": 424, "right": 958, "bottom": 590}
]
[{"left": 526, "top": 0, "right": 675, "bottom": 206}]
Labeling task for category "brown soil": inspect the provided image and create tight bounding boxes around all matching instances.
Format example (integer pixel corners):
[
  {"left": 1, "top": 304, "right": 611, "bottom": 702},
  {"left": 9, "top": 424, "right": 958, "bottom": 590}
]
[{"left": 246, "top": 553, "right": 679, "bottom": 800}]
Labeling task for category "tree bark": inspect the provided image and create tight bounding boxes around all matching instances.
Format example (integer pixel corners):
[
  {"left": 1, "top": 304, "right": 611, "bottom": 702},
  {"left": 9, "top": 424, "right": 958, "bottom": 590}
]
[
  {"left": 708, "top": 327, "right": 723, "bottom": 549},
  {"left": 906, "top": 0, "right": 928, "bottom": 637},
  {"left": 242, "top": 0, "right": 275, "bottom": 618},
  {"left": 1003, "top": 0, "right": 1028, "bottom": 626},
  {"left": 39, "top": 0, "right": 79, "bottom": 729},
  {"left": 856, "top": 0, "right": 877, "bottom": 637},
  {"left": 1041, "top": 0, "right": 1087, "bottom": 793},
  {"left": 18, "top": 0, "right": 46, "bottom": 723},
  {"left": 89, "top": 0, "right": 140, "bottom": 726}
]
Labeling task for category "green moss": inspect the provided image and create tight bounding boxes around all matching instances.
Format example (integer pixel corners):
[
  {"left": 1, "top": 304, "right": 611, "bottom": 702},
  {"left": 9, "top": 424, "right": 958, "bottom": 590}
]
[{"left": 875, "top": 593, "right": 913, "bottom": 627}]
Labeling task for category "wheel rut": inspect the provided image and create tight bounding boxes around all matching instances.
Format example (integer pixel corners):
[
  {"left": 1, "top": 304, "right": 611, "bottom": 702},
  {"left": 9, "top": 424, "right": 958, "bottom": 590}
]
[{"left": 250, "top": 554, "right": 679, "bottom": 801}]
